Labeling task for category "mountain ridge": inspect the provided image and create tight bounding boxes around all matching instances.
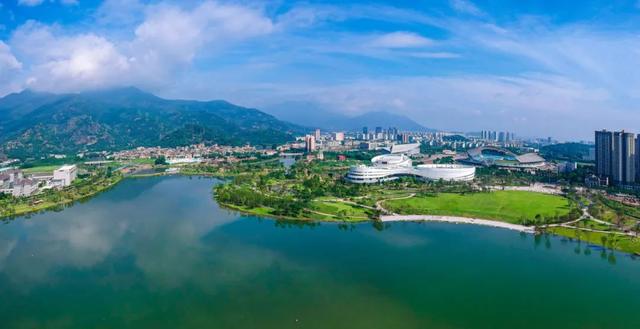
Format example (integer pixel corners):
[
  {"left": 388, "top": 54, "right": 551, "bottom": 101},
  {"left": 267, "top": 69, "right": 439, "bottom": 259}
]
[
  {"left": 0, "top": 87, "right": 306, "bottom": 158},
  {"left": 263, "top": 102, "right": 431, "bottom": 132}
]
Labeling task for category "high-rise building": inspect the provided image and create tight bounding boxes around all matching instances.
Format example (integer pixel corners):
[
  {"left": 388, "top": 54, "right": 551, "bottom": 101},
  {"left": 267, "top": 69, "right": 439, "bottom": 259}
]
[
  {"left": 314, "top": 128, "right": 321, "bottom": 140},
  {"left": 401, "top": 133, "right": 410, "bottom": 144},
  {"left": 612, "top": 131, "right": 635, "bottom": 184},
  {"left": 333, "top": 132, "right": 345, "bottom": 142},
  {"left": 595, "top": 130, "right": 636, "bottom": 185},
  {"left": 595, "top": 130, "right": 613, "bottom": 178},
  {"left": 636, "top": 135, "right": 640, "bottom": 182},
  {"left": 498, "top": 132, "right": 506, "bottom": 142},
  {"left": 304, "top": 135, "right": 316, "bottom": 153},
  {"left": 362, "top": 127, "right": 368, "bottom": 134}
]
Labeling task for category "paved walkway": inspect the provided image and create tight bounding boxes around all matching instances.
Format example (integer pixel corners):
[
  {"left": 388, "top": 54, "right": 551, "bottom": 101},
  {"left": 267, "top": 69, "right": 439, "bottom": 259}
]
[
  {"left": 375, "top": 193, "right": 415, "bottom": 215},
  {"left": 380, "top": 214, "right": 535, "bottom": 233}
]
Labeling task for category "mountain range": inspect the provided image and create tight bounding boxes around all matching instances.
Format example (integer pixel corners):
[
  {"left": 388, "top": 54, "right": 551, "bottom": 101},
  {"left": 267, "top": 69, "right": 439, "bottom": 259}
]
[
  {"left": 263, "top": 102, "right": 430, "bottom": 132},
  {"left": 0, "top": 88, "right": 305, "bottom": 158}
]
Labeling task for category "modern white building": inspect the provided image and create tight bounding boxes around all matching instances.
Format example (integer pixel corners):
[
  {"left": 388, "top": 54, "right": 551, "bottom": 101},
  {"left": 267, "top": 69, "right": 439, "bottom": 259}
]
[
  {"left": 385, "top": 143, "right": 421, "bottom": 155},
  {"left": 345, "top": 154, "right": 475, "bottom": 183},
  {"left": 53, "top": 165, "right": 78, "bottom": 187}
]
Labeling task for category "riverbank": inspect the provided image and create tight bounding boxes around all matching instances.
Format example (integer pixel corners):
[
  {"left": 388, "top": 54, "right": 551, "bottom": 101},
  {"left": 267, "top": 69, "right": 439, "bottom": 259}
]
[
  {"left": 218, "top": 201, "right": 372, "bottom": 223},
  {"left": 2, "top": 175, "right": 124, "bottom": 220},
  {"left": 380, "top": 214, "right": 535, "bottom": 233}
]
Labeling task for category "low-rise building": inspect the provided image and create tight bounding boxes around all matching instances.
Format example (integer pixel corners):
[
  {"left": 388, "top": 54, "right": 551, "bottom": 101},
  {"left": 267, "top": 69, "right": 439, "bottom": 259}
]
[
  {"left": 12, "top": 179, "right": 38, "bottom": 197},
  {"left": 53, "top": 165, "right": 78, "bottom": 187}
]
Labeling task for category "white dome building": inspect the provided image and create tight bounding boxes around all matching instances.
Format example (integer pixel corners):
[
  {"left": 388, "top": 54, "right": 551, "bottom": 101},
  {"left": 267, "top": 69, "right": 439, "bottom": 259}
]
[{"left": 345, "top": 154, "right": 475, "bottom": 184}]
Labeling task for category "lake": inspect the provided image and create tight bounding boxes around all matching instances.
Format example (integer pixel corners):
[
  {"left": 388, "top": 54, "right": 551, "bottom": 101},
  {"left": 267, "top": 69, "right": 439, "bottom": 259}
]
[{"left": 1, "top": 176, "right": 639, "bottom": 329}]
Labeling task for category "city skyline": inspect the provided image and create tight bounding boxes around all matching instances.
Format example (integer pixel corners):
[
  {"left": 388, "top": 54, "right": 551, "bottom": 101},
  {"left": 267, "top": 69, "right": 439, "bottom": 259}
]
[{"left": 1, "top": 0, "right": 640, "bottom": 139}]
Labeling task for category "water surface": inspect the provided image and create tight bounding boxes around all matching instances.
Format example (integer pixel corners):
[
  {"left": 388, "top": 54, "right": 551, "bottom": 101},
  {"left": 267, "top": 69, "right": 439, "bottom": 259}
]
[{"left": 1, "top": 176, "right": 638, "bottom": 329}]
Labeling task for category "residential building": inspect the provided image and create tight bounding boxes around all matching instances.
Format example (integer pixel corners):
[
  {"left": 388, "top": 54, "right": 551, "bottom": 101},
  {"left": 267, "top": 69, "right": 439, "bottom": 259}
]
[
  {"left": 304, "top": 135, "right": 316, "bottom": 153},
  {"left": 595, "top": 130, "right": 613, "bottom": 180},
  {"left": 613, "top": 131, "right": 636, "bottom": 184},
  {"left": 637, "top": 134, "right": 640, "bottom": 183},
  {"left": 595, "top": 130, "right": 637, "bottom": 185},
  {"left": 333, "top": 132, "right": 345, "bottom": 142}
]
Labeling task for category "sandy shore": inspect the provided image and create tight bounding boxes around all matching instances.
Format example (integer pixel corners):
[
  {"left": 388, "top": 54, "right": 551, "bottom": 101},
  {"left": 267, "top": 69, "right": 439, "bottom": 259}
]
[{"left": 379, "top": 215, "right": 535, "bottom": 233}]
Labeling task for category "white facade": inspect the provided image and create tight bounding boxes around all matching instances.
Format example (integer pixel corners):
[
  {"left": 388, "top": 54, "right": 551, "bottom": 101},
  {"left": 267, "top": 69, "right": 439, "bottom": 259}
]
[
  {"left": 53, "top": 165, "right": 78, "bottom": 187},
  {"left": 346, "top": 154, "right": 475, "bottom": 183},
  {"left": 387, "top": 143, "right": 420, "bottom": 155}
]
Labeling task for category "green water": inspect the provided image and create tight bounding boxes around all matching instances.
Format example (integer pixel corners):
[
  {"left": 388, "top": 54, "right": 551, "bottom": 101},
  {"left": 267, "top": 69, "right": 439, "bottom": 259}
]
[{"left": 0, "top": 176, "right": 639, "bottom": 329}]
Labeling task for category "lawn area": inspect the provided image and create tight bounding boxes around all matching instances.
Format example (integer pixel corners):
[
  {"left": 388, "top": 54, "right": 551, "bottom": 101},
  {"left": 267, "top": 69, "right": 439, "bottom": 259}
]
[
  {"left": 548, "top": 227, "right": 640, "bottom": 255},
  {"left": 309, "top": 200, "right": 371, "bottom": 219},
  {"left": 21, "top": 165, "right": 61, "bottom": 174},
  {"left": 383, "top": 191, "right": 572, "bottom": 224}
]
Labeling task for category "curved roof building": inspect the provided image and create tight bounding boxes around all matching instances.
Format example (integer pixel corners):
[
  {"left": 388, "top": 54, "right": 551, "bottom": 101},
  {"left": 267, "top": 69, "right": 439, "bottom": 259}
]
[
  {"left": 346, "top": 154, "right": 475, "bottom": 183},
  {"left": 464, "top": 146, "right": 545, "bottom": 168}
]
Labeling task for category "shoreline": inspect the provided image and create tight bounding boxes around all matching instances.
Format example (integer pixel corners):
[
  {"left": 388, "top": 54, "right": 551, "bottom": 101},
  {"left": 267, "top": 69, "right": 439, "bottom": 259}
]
[
  {"left": 380, "top": 214, "right": 536, "bottom": 233},
  {"left": 217, "top": 202, "right": 370, "bottom": 223},
  {"left": 1, "top": 175, "right": 124, "bottom": 220}
]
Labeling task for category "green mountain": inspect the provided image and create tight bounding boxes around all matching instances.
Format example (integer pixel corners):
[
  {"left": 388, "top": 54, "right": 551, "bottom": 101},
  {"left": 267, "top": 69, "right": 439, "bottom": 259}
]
[
  {"left": 0, "top": 88, "right": 305, "bottom": 158},
  {"left": 540, "top": 142, "right": 594, "bottom": 162}
]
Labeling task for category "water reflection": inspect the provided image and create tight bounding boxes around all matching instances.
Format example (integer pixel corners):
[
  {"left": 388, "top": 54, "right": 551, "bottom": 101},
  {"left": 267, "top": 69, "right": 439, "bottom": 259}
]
[
  {"left": 0, "top": 177, "right": 243, "bottom": 289},
  {"left": 1, "top": 176, "right": 639, "bottom": 329}
]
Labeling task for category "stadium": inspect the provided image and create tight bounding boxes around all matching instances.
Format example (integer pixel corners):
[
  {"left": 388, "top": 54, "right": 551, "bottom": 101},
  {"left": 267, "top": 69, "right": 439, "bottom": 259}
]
[
  {"left": 345, "top": 154, "right": 475, "bottom": 183},
  {"left": 463, "top": 146, "right": 545, "bottom": 168}
]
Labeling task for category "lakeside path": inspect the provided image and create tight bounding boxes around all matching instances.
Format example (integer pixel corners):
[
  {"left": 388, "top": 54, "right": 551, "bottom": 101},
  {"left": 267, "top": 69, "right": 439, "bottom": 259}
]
[{"left": 380, "top": 215, "right": 535, "bottom": 233}]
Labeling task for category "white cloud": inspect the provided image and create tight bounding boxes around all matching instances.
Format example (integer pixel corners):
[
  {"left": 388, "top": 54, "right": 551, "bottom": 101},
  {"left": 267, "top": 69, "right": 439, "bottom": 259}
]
[
  {"left": 17, "top": 0, "right": 79, "bottom": 6},
  {"left": 0, "top": 41, "right": 22, "bottom": 95},
  {"left": 369, "top": 31, "right": 433, "bottom": 48},
  {"left": 10, "top": 22, "right": 130, "bottom": 91},
  {"left": 0, "top": 41, "right": 21, "bottom": 71},
  {"left": 18, "top": 0, "right": 45, "bottom": 6},
  {"left": 8, "top": 1, "right": 275, "bottom": 92},
  {"left": 450, "top": 0, "right": 485, "bottom": 16}
]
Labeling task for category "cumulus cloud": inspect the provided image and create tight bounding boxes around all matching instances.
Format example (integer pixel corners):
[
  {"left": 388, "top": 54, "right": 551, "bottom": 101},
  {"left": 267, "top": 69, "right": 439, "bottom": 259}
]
[
  {"left": 11, "top": 22, "right": 130, "bottom": 91},
  {"left": 0, "top": 41, "right": 22, "bottom": 95},
  {"left": 8, "top": 1, "right": 275, "bottom": 92}
]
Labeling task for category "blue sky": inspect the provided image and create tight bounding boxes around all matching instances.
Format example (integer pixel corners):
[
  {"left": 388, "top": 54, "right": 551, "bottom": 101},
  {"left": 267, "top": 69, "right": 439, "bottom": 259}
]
[{"left": 1, "top": 0, "right": 640, "bottom": 139}]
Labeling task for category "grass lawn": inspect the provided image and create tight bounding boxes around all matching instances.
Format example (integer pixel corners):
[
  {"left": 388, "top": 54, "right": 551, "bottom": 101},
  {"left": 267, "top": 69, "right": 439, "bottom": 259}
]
[
  {"left": 309, "top": 200, "right": 371, "bottom": 219},
  {"left": 21, "top": 165, "right": 61, "bottom": 174},
  {"left": 383, "top": 191, "right": 572, "bottom": 224},
  {"left": 548, "top": 227, "right": 640, "bottom": 255}
]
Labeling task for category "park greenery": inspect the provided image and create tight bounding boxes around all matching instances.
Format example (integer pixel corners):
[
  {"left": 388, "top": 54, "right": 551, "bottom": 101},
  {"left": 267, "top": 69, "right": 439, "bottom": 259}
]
[
  {"left": 1, "top": 166, "right": 122, "bottom": 219},
  {"left": 3, "top": 149, "right": 640, "bottom": 255},
  {"left": 383, "top": 191, "right": 578, "bottom": 225}
]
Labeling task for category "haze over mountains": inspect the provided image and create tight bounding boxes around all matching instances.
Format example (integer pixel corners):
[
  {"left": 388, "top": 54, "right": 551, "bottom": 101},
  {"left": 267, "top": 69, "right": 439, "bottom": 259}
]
[
  {"left": 264, "top": 102, "right": 430, "bottom": 132},
  {"left": 0, "top": 88, "right": 304, "bottom": 158}
]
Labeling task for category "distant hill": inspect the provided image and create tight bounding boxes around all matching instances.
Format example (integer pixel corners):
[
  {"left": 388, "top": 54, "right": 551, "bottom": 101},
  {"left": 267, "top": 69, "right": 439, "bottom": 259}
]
[
  {"left": 0, "top": 88, "right": 305, "bottom": 158},
  {"left": 264, "top": 102, "right": 430, "bottom": 132},
  {"left": 540, "top": 142, "right": 594, "bottom": 162}
]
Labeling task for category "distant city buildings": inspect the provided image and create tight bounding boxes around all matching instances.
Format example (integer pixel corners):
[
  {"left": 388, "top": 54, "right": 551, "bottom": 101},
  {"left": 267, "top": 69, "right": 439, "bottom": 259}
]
[
  {"left": 595, "top": 130, "right": 638, "bottom": 185},
  {"left": 332, "top": 132, "right": 345, "bottom": 142},
  {"left": 304, "top": 135, "right": 316, "bottom": 153},
  {"left": 480, "top": 130, "right": 515, "bottom": 142}
]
